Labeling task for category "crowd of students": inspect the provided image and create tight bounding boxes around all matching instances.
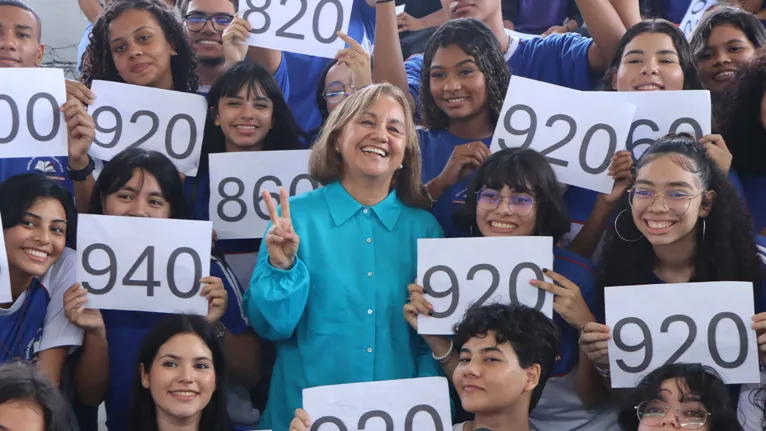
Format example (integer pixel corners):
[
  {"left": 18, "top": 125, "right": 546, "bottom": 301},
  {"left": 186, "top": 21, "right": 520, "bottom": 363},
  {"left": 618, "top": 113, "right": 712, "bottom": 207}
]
[{"left": 2, "top": 0, "right": 766, "bottom": 430}]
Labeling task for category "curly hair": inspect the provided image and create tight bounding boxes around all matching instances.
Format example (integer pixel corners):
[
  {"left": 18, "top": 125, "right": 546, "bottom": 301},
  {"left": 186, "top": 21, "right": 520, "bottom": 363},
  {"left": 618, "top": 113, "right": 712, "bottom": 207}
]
[
  {"left": 420, "top": 18, "right": 510, "bottom": 130},
  {"left": 602, "top": 19, "right": 701, "bottom": 91},
  {"left": 714, "top": 49, "right": 766, "bottom": 177},
  {"left": 452, "top": 148, "right": 571, "bottom": 244},
  {"left": 598, "top": 133, "right": 763, "bottom": 303},
  {"left": 690, "top": 5, "right": 766, "bottom": 59},
  {"left": 453, "top": 303, "right": 560, "bottom": 413},
  {"left": 80, "top": 0, "right": 199, "bottom": 93},
  {"left": 618, "top": 363, "right": 740, "bottom": 431}
]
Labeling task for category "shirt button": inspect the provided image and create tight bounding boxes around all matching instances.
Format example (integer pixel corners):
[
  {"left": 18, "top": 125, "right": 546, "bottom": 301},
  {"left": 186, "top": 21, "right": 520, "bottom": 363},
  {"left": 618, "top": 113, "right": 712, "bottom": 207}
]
[
  {"left": 367, "top": 347, "right": 372, "bottom": 353},
  {"left": 363, "top": 209, "right": 369, "bottom": 214},
  {"left": 368, "top": 272, "right": 373, "bottom": 277},
  {"left": 366, "top": 238, "right": 372, "bottom": 243},
  {"left": 368, "top": 309, "right": 373, "bottom": 314}
]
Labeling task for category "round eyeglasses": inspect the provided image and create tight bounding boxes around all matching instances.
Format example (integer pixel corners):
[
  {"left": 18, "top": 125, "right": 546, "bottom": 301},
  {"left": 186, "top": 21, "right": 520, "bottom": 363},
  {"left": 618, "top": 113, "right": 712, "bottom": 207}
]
[
  {"left": 184, "top": 14, "right": 233, "bottom": 32},
  {"left": 636, "top": 400, "right": 710, "bottom": 429},
  {"left": 476, "top": 188, "right": 536, "bottom": 217},
  {"left": 628, "top": 188, "right": 705, "bottom": 215}
]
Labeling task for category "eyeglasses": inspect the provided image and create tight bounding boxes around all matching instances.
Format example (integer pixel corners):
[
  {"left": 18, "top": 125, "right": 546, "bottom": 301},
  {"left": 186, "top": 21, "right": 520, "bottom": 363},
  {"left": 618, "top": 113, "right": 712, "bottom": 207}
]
[
  {"left": 476, "top": 188, "right": 536, "bottom": 217},
  {"left": 323, "top": 82, "right": 356, "bottom": 104},
  {"left": 184, "top": 14, "right": 234, "bottom": 32},
  {"left": 636, "top": 400, "right": 710, "bottom": 429},
  {"left": 628, "top": 188, "right": 705, "bottom": 214}
]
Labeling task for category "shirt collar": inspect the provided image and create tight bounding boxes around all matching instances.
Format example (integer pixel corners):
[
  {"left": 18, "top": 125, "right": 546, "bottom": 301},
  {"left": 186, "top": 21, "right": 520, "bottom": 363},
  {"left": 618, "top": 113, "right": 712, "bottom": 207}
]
[{"left": 324, "top": 181, "right": 403, "bottom": 231}]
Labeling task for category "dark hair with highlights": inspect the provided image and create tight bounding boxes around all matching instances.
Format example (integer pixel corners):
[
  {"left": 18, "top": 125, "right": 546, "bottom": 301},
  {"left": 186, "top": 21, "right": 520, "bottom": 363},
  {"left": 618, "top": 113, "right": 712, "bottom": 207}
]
[
  {"left": 453, "top": 148, "right": 570, "bottom": 244},
  {"left": 81, "top": 0, "right": 199, "bottom": 93},
  {"left": 618, "top": 363, "right": 740, "bottom": 431},
  {"left": 420, "top": 18, "right": 509, "bottom": 130},
  {"left": 0, "top": 362, "right": 71, "bottom": 431},
  {"left": 598, "top": 133, "right": 763, "bottom": 303},
  {"left": 603, "top": 19, "right": 701, "bottom": 91},
  {"left": 453, "top": 303, "right": 559, "bottom": 412},
  {"left": 0, "top": 173, "right": 77, "bottom": 246},
  {"left": 715, "top": 50, "right": 766, "bottom": 177},
  {"left": 690, "top": 5, "right": 766, "bottom": 59},
  {"left": 128, "top": 314, "right": 231, "bottom": 431}
]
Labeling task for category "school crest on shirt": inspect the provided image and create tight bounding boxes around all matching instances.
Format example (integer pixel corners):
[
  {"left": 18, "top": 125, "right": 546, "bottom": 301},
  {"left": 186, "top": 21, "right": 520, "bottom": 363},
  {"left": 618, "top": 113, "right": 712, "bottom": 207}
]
[
  {"left": 22, "top": 325, "right": 43, "bottom": 363},
  {"left": 26, "top": 157, "right": 66, "bottom": 182},
  {"left": 452, "top": 187, "right": 468, "bottom": 205}
]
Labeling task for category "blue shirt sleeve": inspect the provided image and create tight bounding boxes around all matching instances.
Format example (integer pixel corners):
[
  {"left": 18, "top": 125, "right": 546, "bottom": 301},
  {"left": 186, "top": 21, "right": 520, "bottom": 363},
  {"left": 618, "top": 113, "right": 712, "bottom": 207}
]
[
  {"left": 510, "top": 32, "right": 593, "bottom": 91},
  {"left": 210, "top": 257, "right": 248, "bottom": 335},
  {"left": 355, "top": 0, "right": 376, "bottom": 44},
  {"left": 405, "top": 54, "right": 424, "bottom": 114},
  {"left": 273, "top": 52, "right": 290, "bottom": 101}
]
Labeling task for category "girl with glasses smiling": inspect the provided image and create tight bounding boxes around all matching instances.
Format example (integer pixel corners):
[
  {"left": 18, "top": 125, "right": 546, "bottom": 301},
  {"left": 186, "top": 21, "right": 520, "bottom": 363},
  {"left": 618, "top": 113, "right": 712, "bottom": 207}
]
[{"left": 405, "top": 148, "right": 617, "bottom": 430}]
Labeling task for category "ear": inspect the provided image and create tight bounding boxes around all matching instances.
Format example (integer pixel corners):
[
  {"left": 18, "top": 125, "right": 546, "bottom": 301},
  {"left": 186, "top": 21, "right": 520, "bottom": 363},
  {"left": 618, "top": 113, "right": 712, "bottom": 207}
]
[
  {"left": 212, "top": 108, "right": 221, "bottom": 127},
  {"left": 35, "top": 43, "right": 44, "bottom": 67},
  {"left": 523, "top": 363, "right": 542, "bottom": 394},
  {"left": 699, "top": 189, "right": 716, "bottom": 218},
  {"left": 140, "top": 364, "right": 150, "bottom": 389}
]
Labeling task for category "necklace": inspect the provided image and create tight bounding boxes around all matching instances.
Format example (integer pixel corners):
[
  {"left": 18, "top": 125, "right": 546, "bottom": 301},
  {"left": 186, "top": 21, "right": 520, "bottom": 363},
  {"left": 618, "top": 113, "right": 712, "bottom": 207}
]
[{"left": 0, "top": 283, "right": 35, "bottom": 362}]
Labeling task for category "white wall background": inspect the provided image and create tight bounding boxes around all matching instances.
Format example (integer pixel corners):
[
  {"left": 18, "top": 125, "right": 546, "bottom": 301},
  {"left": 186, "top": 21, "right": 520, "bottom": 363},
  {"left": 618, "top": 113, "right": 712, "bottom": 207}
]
[{"left": 28, "top": 0, "right": 90, "bottom": 78}]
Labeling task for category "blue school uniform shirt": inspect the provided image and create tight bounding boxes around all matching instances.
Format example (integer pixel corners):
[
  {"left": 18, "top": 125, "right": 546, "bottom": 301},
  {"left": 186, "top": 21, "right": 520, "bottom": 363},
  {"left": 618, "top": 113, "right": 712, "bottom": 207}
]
[
  {"left": 405, "top": 31, "right": 593, "bottom": 113},
  {"left": 0, "top": 279, "right": 49, "bottom": 363},
  {"left": 284, "top": 0, "right": 375, "bottom": 133},
  {"left": 662, "top": 0, "right": 691, "bottom": 24},
  {"left": 0, "top": 157, "right": 73, "bottom": 195},
  {"left": 418, "top": 128, "right": 492, "bottom": 238},
  {"left": 244, "top": 181, "right": 444, "bottom": 431},
  {"left": 102, "top": 257, "right": 248, "bottom": 431},
  {"left": 742, "top": 176, "right": 766, "bottom": 233},
  {"left": 531, "top": 247, "right": 619, "bottom": 430}
]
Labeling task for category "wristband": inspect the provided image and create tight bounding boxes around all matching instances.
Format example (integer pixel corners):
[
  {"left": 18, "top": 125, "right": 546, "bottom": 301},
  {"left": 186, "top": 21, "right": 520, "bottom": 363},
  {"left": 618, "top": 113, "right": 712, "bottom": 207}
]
[
  {"left": 432, "top": 339, "right": 454, "bottom": 362},
  {"left": 67, "top": 155, "right": 95, "bottom": 181},
  {"left": 376, "top": 0, "right": 394, "bottom": 3}
]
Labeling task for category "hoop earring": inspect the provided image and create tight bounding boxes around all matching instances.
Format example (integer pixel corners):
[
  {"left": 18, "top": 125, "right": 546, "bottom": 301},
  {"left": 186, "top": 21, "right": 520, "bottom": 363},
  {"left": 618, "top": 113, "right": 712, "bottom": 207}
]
[
  {"left": 614, "top": 209, "right": 643, "bottom": 243},
  {"left": 701, "top": 218, "right": 706, "bottom": 241}
]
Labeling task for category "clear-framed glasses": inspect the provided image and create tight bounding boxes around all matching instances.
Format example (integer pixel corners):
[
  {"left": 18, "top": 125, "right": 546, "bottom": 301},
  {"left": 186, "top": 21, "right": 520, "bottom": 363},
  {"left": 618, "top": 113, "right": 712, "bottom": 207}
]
[
  {"left": 476, "top": 188, "right": 536, "bottom": 217},
  {"left": 628, "top": 188, "right": 705, "bottom": 214},
  {"left": 184, "top": 13, "right": 234, "bottom": 32},
  {"left": 636, "top": 400, "right": 710, "bottom": 429},
  {"left": 323, "top": 82, "right": 356, "bottom": 104}
]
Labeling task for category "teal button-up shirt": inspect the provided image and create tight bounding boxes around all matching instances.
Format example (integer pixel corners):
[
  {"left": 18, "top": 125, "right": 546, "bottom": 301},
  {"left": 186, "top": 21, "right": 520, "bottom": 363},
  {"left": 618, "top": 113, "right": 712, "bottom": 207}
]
[{"left": 244, "top": 181, "right": 445, "bottom": 431}]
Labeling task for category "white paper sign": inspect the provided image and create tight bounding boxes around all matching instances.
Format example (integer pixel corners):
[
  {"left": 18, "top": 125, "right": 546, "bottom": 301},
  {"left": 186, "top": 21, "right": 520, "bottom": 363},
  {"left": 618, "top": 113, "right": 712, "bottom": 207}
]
[
  {"left": 239, "top": 0, "right": 354, "bottom": 59},
  {"left": 396, "top": 4, "right": 405, "bottom": 15},
  {"left": 491, "top": 76, "right": 636, "bottom": 194},
  {"left": 87, "top": 80, "right": 207, "bottom": 176},
  {"left": 303, "top": 377, "right": 451, "bottom": 431},
  {"left": 76, "top": 215, "right": 211, "bottom": 314},
  {"left": 592, "top": 91, "right": 711, "bottom": 159},
  {"left": 680, "top": 0, "right": 718, "bottom": 39},
  {"left": 605, "top": 282, "right": 760, "bottom": 388},
  {"left": 417, "top": 237, "right": 554, "bottom": 335},
  {"left": 209, "top": 150, "right": 317, "bottom": 240},
  {"left": 0, "top": 215, "right": 11, "bottom": 304},
  {"left": 0, "top": 68, "right": 67, "bottom": 158}
]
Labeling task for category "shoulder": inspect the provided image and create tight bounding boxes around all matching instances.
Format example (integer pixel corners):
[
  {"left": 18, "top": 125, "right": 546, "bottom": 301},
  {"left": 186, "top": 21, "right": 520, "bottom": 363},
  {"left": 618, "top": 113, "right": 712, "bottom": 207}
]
[
  {"left": 405, "top": 53, "right": 425, "bottom": 69},
  {"left": 41, "top": 248, "right": 77, "bottom": 293},
  {"left": 516, "top": 32, "right": 592, "bottom": 60},
  {"left": 399, "top": 205, "right": 444, "bottom": 237},
  {"left": 553, "top": 247, "right": 595, "bottom": 283}
]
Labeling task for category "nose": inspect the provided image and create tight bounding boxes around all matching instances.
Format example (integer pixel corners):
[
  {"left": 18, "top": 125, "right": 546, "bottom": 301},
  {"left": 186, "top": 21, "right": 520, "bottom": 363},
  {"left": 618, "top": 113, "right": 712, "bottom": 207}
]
[
  {"left": 369, "top": 121, "right": 389, "bottom": 143},
  {"left": 0, "top": 29, "right": 18, "bottom": 51},
  {"left": 495, "top": 196, "right": 513, "bottom": 215},
  {"left": 443, "top": 75, "right": 462, "bottom": 92},
  {"left": 640, "top": 57, "right": 659, "bottom": 76},
  {"left": 659, "top": 409, "right": 682, "bottom": 428},
  {"left": 32, "top": 226, "right": 51, "bottom": 245},
  {"left": 126, "top": 200, "right": 150, "bottom": 218},
  {"left": 240, "top": 103, "right": 256, "bottom": 120},
  {"left": 201, "top": 18, "right": 216, "bottom": 34},
  {"left": 713, "top": 50, "right": 731, "bottom": 67},
  {"left": 127, "top": 41, "right": 143, "bottom": 58},
  {"left": 177, "top": 364, "right": 194, "bottom": 384}
]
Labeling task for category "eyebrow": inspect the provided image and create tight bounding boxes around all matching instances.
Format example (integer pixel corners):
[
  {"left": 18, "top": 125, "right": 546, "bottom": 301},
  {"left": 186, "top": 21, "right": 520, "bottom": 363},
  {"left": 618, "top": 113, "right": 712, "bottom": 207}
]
[
  {"left": 110, "top": 25, "right": 152, "bottom": 44},
  {"left": 460, "top": 346, "right": 503, "bottom": 354},
  {"left": 634, "top": 179, "right": 694, "bottom": 188},
  {"left": 24, "top": 211, "right": 67, "bottom": 225},
  {"left": 625, "top": 49, "right": 678, "bottom": 56},
  {"left": 119, "top": 186, "right": 165, "bottom": 198},
  {"left": 159, "top": 354, "right": 212, "bottom": 361},
  {"left": 361, "top": 111, "right": 405, "bottom": 127},
  {"left": 431, "top": 58, "right": 477, "bottom": 70}
]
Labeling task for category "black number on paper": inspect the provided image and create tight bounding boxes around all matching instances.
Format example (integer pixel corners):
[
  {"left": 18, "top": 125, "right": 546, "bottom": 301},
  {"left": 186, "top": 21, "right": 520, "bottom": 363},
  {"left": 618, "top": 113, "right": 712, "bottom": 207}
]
[
  {"left": 215, "top": 174, "right": 319, "bottom": 223},
  {"left": 0, "top": 92, "right": 60, "bottom": 144},
  {"left": 244, "top": 0, "right": 343, "bottom": 44},
  {"left": 309, "top": 404, "right": 444, "bottom": 431},
  {"left": 91, "top": 109, "right": 197, "bottom": 159}
]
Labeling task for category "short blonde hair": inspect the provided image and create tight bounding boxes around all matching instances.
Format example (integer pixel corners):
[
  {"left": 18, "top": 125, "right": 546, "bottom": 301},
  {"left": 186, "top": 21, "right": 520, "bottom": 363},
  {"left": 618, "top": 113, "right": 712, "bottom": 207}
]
[{"left": 309, "top": 83, "right": 429, "bottom": 209}]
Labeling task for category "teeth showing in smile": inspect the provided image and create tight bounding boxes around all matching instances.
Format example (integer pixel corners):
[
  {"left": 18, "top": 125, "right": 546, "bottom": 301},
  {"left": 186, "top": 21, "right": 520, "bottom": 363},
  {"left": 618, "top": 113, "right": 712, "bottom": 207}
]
[
  {"left": 447, "top": 97, "right": 467, "bottom": 103},
  {"left": 714, "top": 71, "right": 735, "bottom": 80},
  {"left": 198, "top": 40, "right": 219, "bottom": 45},
  {"left": 24, "top": 249, "right": 47, "bottom": 259},
  {"left": 235, "top": 125, "right": 256, "bottom": 130},
  {"left": 361, "top": 146, "right": 388, "bottom": 157},
  {"left": 490, "top": 221, "right": 518, "bottom": 229},
  {"left": 647, "top": 221, "right": 673, "bottom": 229},
  {"left": 170, "top": 391, "right": 197, "bottom": 397},
  {"left": 635, "top": 84, "right": 663, "bottom": 91}
]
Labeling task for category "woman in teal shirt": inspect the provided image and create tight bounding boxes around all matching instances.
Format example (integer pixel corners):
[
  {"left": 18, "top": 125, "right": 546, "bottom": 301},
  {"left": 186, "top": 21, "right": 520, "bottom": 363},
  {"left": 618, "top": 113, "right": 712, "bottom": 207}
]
[{"left": 244, "top": 83, "right": 444, "bottom": 430}]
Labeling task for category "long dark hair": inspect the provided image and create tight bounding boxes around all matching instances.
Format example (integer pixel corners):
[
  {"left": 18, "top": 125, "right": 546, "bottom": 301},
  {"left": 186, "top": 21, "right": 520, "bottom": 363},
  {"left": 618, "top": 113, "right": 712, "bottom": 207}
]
[
  {"left": 88, "top": 148, "right": 190, "bottom": 220},
  {"left": 598, "top": 134, "right": 763, "bottom": 300},
  {"left": 315, "top": 58, "right": 339, "bottom": 126},
  {"left": 127, "top": 314, "right": 231, "bottom": 431},
  {"left": 714, "top": 50, "right": 766, "bottom": 177},
  {"left": 420, "top": 18, "right": 510, "bottom": 130},
  {"left": 81, "top": 0, "right": 199, "bottom": 93},
  {"left": 603, "top": 19, "right": 701, "bottom": 91},
  {"left": 690, "top": 5, "right": 766, "bottom": 59},
  {"left": 453, "top": 148, "right": 571, "bottom": 244},
  {"left": 618, "top": 363, "right": 740, "bottom": 431},
  {"left": 199, "top": 61, "right": 306, "bottom": 174},
  {"left": 0, "top": 362, "right": 71, "bottom": 431},
  {"left": 0, "top": 173, "right": 77, "bottom": 246}
]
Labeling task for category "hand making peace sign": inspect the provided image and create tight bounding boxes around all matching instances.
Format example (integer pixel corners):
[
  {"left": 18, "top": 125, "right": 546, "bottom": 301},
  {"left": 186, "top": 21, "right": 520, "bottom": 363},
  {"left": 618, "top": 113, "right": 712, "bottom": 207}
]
[{"left": 263, "top": 188, "right": 300, "bottom": 270}]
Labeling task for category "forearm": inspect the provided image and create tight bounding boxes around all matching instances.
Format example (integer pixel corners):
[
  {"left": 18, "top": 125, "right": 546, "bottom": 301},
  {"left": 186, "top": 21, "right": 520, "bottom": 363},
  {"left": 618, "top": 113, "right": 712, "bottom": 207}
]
[
  {"left": 221, "top": 329, "right": 261, "bottom": 388},
  {"left": 566, "top": 195, "right": 614, "bottom": 259},
  {"left": 422, "top": 335, "right": 457, "bottom": 382},
  {"left": 609, "top": 0, "right": 641, "bottom": 29},
  {"left": 743, "top": 0, "right": 764, "bottom": 13},
  {"left": 575, "top": 352, "right": 607, "bottom": 408},
  {"left": 576, "top": 0, "right": 628, "bottom": 68},
  {"left": 79, "top": 0, "right": 104, "bottom": 23},
  {"left": 36, "top": 347, "right": 67, "bottom": 387},
  {"left": 245, "top": 47, "right": 283, "bottom": 75},
  {"left": 425, "top": 177, "right": 449, "bottom": 202},
  {"left": 372, "top": 1, "right": 415, "bottom": 108},
  {"left": 420, "top": 9, "right": 449, "bottom": 28},
  {"left": 74, "top": 329, "right": 110, "bottom": 406}
]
